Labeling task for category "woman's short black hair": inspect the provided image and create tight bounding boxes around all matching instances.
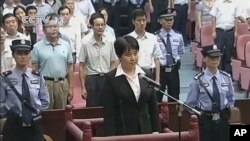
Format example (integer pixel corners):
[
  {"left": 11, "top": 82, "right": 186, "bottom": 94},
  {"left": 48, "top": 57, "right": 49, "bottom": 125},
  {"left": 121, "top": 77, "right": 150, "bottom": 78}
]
[
  {"left": 89, "top": 12, "right": 105, "bottom": 25},
  {"left": 114, "top": 35, "right": 139, "bottom": 58}
]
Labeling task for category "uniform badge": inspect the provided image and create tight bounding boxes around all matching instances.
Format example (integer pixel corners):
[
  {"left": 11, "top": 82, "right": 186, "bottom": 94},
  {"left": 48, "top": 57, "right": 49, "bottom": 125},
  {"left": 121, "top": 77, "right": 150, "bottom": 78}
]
[
  {"left": 165, "top": 67, "right": 172, "bottom": 72},
  {"left": 203, "top": 83, "right": 209, "bottom": 87},
  {"left": 221, "top": 83, "right": 229, "bottom": 87},
  {"left": 212, "top": 113, "right": 220, "bottom": 121},
  {"left": 21, "top": 39, "right": 25, "bottom": 44},
  {"left": 213, "top": 45, "right": 218, "bottom": 50},
  {"left": 30, "top": 79, "right": 39, "bottom": 84},
  {"left": 9, "top": 78, "right": 18, "bottom": 85},
  {"left": 173, "top": 39, "right": 178, "bottom": 42}
]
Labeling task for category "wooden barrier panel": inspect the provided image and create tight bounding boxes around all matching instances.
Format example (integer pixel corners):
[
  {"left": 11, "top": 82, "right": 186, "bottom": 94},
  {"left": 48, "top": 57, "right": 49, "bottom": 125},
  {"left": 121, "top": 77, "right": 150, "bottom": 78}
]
[
  {"left": 235, "top": 99, "right": 250, "bottom": 124},
  {"left": 40, "top": 99, "right": 250, "bottom": 141},
  {"left": 66, "top": 115, "right": 199, "bottom": 141},
  {"left": 41, "top": 109, "right": 66, "bottom": 141}
]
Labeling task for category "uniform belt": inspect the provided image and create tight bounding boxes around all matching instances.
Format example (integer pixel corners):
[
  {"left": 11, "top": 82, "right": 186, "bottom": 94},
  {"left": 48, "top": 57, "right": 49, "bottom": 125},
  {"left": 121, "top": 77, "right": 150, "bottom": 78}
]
[
  {"left": 44, "top": 76, "right": 65, "bottom": 81},
  {"left": 161, "top": 64, "right": 177, "bottom": 68},
  {"left": 174, "top": 3, "right": 188, "bottom": 6},
  {"left": 89, "top": 73, "right": 105, "bottom": 77},
  {"left": 142, "top": 68, "right": 155, "bottom": 73},
  {"left": 216, "top": 27, "right": 234, "bottom": 32},
  {"left": 103, "top": 1, "right": 115, "bottom": 5},
  {"left": 200, "top": 108, "right": 230, "bottom": 117}
]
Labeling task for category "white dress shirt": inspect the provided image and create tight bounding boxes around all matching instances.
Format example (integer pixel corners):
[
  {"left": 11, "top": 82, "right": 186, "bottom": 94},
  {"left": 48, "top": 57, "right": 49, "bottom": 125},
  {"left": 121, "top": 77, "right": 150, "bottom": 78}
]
[
  {"left": 128, "top": 31, "right": 162, "bottom": 69},
  {"left": 59, "top": 21, "right": 82, "bottom": 57},
  {"left": 2, "top": 3, "right": 16, "bottom": 16},
  {"left": 74, "top": 0, "right": 95, "bottom": 25},
  {"left": 210, "top": 0, "right": 241, "bottom": 30},
  {"left": 115, "top": 64, "right": 145, "bottom": 102},
  {"left": 174, "top": 0, "right": 188, "bottom": 5}
]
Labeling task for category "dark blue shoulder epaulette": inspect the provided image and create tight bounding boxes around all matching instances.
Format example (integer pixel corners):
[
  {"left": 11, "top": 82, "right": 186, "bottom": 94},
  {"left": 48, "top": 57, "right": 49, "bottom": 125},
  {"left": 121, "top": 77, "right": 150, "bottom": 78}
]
[
  {"left": 32, "top": 70, "right": 40, "bottom": 76},
  {"left": 2, "top": 70, "right": 12, "bottom": 77},
  {"left": 154, "top": 30, "right": 161, "bottom": 35},
  {"left": 194, "top": 72, "right": 204, "bottom": 80},
  {"left": 219, "top": 70, "right": 231, "bottom": 77}
]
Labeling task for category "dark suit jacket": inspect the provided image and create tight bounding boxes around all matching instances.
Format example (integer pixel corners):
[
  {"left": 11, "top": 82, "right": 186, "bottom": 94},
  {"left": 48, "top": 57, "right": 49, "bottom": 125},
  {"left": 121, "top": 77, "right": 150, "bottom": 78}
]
[{"left": 103, "top": 69, "right": 161, "bottom": 136}]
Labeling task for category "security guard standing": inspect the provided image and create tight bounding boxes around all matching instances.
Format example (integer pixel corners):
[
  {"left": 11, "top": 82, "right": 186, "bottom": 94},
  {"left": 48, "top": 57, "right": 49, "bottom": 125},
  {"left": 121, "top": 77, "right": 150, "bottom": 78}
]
[
  {"left": 0, "top": 39, "right": 50, "bottom": 141},
  {"left": 186, "top": 45, "right": 235, "bottom": 141},
  {"left": 155, "top": 8, "right": 185, "bottom": 102}
]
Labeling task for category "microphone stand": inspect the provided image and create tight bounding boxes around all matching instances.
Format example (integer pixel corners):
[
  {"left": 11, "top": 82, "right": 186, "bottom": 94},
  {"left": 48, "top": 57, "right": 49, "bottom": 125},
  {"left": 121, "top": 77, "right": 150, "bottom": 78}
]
[{"left": 151, "top": 86, "right": 201, "bottom": 141}]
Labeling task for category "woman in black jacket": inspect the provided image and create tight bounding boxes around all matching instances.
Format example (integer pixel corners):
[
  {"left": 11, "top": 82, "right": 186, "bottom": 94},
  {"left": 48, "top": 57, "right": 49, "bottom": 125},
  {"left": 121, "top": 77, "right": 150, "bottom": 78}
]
[{"left": 103, "top": 35, "right": 161, "bottom": 136}]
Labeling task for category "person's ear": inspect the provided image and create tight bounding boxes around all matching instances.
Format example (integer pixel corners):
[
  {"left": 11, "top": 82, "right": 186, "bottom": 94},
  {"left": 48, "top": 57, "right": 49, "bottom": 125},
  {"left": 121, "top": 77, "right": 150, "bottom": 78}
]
[{"left": 132, "top": 19, "right": 135, "bottom": 25}]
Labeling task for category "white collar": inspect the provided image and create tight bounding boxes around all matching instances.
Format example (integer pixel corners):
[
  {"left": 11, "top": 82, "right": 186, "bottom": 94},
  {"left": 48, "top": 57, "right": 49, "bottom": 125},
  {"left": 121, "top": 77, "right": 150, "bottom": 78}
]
[
  {"left": 115, "top": 64, "right": 145, "bottom": 77},
  {"left": 130, "top": 30, "right": 148, "bottom": 39},
  {"left": 3, "top": 3, "right": 16, "bottom": 8},
  {"left": 33, "top": 1, "right": 45, "bottom": 6}
]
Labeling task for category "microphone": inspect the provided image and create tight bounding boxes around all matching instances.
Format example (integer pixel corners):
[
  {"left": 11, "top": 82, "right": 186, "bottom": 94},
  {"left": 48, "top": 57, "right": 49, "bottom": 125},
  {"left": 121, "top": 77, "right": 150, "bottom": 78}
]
[{"left": 139, "top": 73, "right": 161, "bottom": 88}]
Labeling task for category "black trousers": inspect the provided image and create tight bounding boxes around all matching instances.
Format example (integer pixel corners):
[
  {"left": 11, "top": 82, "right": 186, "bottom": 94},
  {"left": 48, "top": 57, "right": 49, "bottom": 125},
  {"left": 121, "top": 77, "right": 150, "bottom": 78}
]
[
  {"left": 215, "top": 28, "right": 235, "bottom": 75},
  {"left": 86, "top": 74, "right": 106, "bottom": 107},
  {"left": 72, "top": 53, "right": 76, "bottom": 64},
  {"left": 158, "top": 65, "right": 180, "bottom": 102},
  {"left": 3, "top": 112, "right": 43, "bottom": 141},
  {"left": 173, "top": 4, "right": 188, "bottom": 46},
  {"left": 198, "top": 110, "right": 230, "bottom": 141}
]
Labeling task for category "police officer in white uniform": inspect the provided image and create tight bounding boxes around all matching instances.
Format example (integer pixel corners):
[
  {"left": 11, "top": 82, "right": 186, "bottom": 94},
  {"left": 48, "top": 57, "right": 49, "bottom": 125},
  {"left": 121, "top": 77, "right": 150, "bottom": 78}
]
[
  {"left": 155, "top": 8, "right": 185, "bottom": 102},
  {"left": 186, "top": 45, "right": 235, "bottom": 141},
  {"left": 0, "top": 39, "right": 50, "bottom": 141}
]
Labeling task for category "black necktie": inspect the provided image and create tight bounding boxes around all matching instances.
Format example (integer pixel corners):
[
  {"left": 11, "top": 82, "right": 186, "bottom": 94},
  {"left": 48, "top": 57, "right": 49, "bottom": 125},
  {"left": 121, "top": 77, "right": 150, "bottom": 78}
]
[
  {"left": 166, "top": 34, "right": 175, "bottom": 66},
  {"left": 22, "top": 73, "right": 33, "bottom": 125},
  {"left": 212, "top": 76, "right": 221, "bottom": 113}
]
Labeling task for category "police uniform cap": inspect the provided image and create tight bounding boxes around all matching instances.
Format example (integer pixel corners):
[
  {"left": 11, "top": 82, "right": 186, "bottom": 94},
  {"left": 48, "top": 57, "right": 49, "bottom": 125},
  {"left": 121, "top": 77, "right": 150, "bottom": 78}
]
[
  {"left": 202, "top": 45, "right": 222, "bottom": 57},
  {"left": 158, "top": 8, "right": 175, "bottom": 20},
  {"left": 10, "top": 39, "right": 32, "bottom": 52}
]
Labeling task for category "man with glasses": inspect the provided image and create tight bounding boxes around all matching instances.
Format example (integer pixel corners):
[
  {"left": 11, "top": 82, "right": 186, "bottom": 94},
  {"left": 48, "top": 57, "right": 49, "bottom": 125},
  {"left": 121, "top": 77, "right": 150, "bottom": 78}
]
[
  {"left": 155, "top": 8, "right": 184, "bottom": 102},
  {"left": 31, "top": 13, "right": 74, "bottom": 109}
]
